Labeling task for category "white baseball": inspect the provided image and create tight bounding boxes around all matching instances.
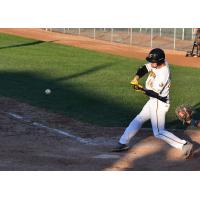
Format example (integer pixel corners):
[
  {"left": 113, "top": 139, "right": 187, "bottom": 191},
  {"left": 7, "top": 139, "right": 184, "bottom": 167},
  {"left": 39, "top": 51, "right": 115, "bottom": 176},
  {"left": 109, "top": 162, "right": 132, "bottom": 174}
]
[{"left": 45, "top": 89, "right": 51, "bottom": 95}]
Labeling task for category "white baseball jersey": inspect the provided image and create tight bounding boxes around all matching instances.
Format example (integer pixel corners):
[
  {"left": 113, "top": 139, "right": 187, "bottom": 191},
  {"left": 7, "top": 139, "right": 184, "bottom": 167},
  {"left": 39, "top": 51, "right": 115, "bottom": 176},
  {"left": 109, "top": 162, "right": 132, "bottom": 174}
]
[
  {"left": 119, "top": 61, "right": 187, "bottom": 150},
  {"left": 145, "top": 62, "right": 171, "bottom": 100}
]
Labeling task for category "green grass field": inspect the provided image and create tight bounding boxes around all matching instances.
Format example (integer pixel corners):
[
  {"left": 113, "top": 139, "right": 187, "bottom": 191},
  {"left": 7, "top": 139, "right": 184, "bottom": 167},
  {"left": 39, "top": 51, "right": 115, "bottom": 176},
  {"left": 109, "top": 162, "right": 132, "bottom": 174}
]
[{"left": 0, "top": 33, "right": 200, "bottom": 129}]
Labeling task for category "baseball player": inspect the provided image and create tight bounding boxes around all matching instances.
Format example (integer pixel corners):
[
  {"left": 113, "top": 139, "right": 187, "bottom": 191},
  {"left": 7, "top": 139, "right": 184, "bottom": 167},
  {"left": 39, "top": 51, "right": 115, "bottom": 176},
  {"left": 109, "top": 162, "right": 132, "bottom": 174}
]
[{"left": 112, "top": 48, "right": 194, "bottom": 159}]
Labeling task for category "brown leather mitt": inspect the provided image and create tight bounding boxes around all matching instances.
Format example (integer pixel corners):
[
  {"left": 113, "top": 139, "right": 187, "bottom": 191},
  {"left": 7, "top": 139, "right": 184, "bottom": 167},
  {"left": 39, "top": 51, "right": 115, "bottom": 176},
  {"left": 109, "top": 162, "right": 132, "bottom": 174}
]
[{"left": 175, "top": 104, "right": 194, "bottom": 125}]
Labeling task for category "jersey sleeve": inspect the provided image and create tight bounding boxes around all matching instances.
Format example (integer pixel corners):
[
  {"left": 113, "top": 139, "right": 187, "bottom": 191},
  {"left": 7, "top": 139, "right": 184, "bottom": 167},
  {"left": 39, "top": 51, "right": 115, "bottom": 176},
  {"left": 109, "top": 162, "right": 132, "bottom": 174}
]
[{"left": 145, "top": 63, "right": 152, "bottom": 72}]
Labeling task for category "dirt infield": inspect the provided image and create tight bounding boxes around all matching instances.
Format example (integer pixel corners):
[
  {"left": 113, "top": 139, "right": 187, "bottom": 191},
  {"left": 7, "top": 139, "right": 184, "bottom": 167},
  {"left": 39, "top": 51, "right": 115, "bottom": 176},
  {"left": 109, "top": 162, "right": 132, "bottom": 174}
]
[
  {"left": 0, "top": 96, "right": 200, "bottom": 170},
  {"left": 0, "top": 29, "right": 200, "bottom": 170}
]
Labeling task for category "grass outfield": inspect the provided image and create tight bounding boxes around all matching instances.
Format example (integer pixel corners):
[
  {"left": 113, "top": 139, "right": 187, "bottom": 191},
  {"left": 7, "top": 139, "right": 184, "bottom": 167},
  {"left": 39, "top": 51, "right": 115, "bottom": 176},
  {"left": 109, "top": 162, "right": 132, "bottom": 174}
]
[{"left": 0, "top": 33, "right": 200, "bottom": 129}]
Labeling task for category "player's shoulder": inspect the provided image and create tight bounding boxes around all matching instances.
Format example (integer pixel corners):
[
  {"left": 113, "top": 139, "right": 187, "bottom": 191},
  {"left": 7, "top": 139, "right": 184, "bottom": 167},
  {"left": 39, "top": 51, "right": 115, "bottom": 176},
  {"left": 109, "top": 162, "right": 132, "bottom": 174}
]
[
  {"left": 159, "top": 65, "right": 170, "bottom": 81},
  {"left": 164, "top": 61, "right": 170, "bottom": 68},
  {"left": 145, "top": 63, "right": 152, "bottom": 72},
  {"left": 160, "top": 62, "right": 170, "bottom": 72}
]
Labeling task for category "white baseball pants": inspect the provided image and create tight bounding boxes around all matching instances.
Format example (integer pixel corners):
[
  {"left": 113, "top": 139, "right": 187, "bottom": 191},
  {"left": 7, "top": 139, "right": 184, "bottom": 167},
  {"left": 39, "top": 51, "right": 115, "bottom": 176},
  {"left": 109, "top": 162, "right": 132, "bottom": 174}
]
[{"left": 119, "top": 98, "right": 186, "bottom": 149}]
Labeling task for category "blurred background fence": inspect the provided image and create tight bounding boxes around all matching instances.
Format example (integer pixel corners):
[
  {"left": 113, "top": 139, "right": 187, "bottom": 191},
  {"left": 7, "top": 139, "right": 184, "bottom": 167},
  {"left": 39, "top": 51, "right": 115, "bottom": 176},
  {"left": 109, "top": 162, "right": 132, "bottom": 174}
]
[{"left": 44, "top": 28, "right": 197, "bottom": 51}]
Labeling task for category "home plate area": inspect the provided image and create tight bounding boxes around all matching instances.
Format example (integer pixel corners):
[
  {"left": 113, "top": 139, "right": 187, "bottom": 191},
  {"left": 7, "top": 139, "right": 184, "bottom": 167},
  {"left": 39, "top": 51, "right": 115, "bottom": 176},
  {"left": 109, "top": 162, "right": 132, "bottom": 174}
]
[{"left": 0, "top": 98, "right": 200, "bottom": 170}]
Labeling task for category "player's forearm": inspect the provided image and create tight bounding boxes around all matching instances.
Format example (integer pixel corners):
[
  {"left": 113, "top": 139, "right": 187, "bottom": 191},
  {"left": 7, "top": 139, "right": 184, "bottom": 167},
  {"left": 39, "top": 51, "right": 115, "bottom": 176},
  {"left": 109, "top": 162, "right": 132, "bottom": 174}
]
[
  {"left": 135, "top": 65, "right": 148, "bottom": 78},
  {"left": 131, "top": 65, "right": 148, "bottom": 81},
  {"left": 130, "top": 78, "right": 168, "bottom": 103},
  {"left": 131, "top": 75, "right": 140, "bottom": 82},
  {"left": 144, "top": 89, "right": 167, "bottom": 103}
]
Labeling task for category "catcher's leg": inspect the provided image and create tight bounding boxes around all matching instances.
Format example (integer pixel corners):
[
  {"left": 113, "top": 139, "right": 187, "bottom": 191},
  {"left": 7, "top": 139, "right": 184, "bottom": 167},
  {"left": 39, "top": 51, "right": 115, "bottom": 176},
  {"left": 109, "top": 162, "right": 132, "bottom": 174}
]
[
  {"left": 119, "top": 100, "right": 151, "bottom": 145},
  {"left": 150, "top": 100, "right": 187, "bottom": 149}
]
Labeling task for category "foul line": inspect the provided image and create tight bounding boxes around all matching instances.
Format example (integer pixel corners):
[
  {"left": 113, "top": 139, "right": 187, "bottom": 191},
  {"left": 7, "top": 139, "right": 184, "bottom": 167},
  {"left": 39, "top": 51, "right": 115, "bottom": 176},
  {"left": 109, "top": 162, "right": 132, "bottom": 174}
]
[
  {"left": 3, "top": 112, "right": 199, "bottom": 146},
  {"left": 5, "top": 112, "right": 99, "bottom": 146}
]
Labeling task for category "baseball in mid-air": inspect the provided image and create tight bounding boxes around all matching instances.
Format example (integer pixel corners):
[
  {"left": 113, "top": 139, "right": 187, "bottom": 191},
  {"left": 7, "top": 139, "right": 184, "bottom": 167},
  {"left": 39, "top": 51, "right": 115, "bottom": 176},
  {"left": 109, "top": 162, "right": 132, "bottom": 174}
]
[{"left": 45, "top": 89, "right": 51, "bottom": 95}]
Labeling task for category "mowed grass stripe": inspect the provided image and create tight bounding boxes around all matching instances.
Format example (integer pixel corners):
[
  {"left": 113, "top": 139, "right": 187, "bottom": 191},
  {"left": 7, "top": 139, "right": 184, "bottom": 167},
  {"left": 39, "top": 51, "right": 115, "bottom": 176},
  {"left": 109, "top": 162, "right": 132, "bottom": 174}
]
[{"left": 0, "top": 33, "right": 200, "bottom": 129}]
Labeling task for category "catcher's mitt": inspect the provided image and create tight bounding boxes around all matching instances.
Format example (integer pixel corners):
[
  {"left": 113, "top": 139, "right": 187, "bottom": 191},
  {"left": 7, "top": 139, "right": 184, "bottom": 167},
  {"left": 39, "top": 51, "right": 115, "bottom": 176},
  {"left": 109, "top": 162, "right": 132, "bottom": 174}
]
[{"left": 175, "top": 104, "right": 194, "bottom": 125}]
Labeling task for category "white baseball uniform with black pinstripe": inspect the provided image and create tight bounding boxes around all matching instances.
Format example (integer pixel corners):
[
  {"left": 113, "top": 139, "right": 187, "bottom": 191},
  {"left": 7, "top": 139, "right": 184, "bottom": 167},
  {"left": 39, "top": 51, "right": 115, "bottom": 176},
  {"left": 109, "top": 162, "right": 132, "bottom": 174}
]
[{"left": 119, "top": 62, "right": 187, "bottom": 149}]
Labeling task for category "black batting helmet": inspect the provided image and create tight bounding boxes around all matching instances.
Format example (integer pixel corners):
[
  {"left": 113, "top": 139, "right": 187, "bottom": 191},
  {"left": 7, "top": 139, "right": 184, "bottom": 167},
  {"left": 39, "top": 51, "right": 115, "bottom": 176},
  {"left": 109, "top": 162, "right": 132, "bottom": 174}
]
[{"left": 146, "top": 48, "right": 165, "bottom": 65}]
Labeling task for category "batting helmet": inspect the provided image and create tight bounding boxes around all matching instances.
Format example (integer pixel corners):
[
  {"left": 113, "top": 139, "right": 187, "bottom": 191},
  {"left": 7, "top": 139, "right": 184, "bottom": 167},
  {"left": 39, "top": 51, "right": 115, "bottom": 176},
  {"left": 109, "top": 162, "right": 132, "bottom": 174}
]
[{"left": 146, "top": 48, "right": 165, "bottom": 65}]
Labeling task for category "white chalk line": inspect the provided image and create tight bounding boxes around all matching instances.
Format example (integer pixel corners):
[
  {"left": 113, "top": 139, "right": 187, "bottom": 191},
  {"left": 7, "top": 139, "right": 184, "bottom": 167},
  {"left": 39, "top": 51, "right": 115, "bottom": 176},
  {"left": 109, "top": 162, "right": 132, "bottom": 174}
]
[
  {"left": 8, "top": 112, "right": 24, "bottom": 120},
  {"left": 93, "top": 154, "right": 120, "bottom": 159},
  {"left": 5, "top": 112, "right": 110, "bottom": 146},
  {"left": 4, "top": 112, "right": 199, "bottom": 148}
]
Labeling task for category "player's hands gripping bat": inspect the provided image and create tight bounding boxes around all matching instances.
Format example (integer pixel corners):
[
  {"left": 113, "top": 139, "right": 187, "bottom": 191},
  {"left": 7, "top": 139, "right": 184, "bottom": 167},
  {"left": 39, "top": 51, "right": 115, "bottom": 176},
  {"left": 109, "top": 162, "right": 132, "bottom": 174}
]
[
  {"left": 130, "top": 79, "right": 168, "bottom": 103},
  {"left": 130, "top": 80, "right": 145, "bottom": 93}
]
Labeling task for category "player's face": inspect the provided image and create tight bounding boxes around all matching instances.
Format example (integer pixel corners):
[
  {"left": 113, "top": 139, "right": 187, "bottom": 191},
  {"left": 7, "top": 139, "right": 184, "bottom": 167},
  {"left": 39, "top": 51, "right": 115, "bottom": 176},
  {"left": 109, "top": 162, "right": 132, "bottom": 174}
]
[{"left": 150, "top": 62, "right": 158, "bottom": 68}]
